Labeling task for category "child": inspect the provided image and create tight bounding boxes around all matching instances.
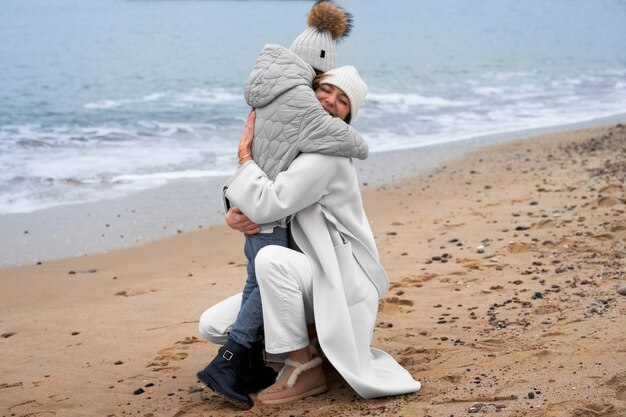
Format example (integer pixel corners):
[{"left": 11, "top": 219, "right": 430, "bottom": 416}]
[{"left": 197, "top": 1, "right": 368, "bottom": 409}]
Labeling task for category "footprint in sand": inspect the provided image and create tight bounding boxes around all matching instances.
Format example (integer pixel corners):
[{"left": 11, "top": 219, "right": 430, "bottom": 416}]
[
  {"left": 394, "top": 276, "right": 426, "bottom": 287},
  {"left": 471, "top": 338, "right": 508, "bottom": 352},
  {"left": 0, "top": 382, "right": 23, "bottom": 390},
  {"left": 598, "top": 184, "right": 623, "bottom": 194},
  {"left": 532, "top": 219, "right": 557, "bottom": 229},
  {"left": 396, "top": 346, "right": 442, "bottom": 369},
  {"left": 507, "top": 242, "right": 537, "bottom": 253},
  {"left": 573, "top": 402, "right": 615, "bottom": 416},
  {"left": 147, "top": 337, "right": 202, "bottom": 372},
  {"left": 114, "top": 289, "right": 159, "bottom": 297},
  {"left": 378, "top": 296, "right": 414, "bottom": 315},
  {"left": 595, "top": 196, "right": 624, "bottom": 207},
  {"left": 7, "top": 400, "right": 56, "bottom": 416},
  {"left": 593, "top": 233, "right": 615, "bottom": 240}
]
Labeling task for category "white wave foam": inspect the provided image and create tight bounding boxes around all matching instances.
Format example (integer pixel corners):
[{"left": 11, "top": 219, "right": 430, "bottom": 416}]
[
  {"left": 368, "top": 92, "right": 470, "bottom": 109},
  {"left": 142, "top": 92, "right": 168, "bottom": 102},
  {"left": 176, "top": 88, "right": 242, "bottom": 105},
  {"left": 84, "top": 99, "right": 127, "bottom": 109},
  {"left": 111, "top": 169, "right": 231, "bottom": 184},
  {"left": 84, "top": 88, "right": 242, "bottom": 110}
]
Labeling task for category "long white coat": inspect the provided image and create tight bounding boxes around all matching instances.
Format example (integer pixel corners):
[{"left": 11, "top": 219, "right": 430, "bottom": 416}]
[{"left": 224, "top": 153, "right": 421, "bottom": 399}]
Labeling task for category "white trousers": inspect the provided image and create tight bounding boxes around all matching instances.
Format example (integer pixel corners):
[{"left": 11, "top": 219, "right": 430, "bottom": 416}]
[
  {"left": 198, "top": 245, "right": 315, "bottom": 354},
  {"left": 198, "top": 244, "right": 381, "bottom": 356},
  {"left": 255, "top": 245, "right": 315, "bottom": 354},
  {"left": 198, "top": 292, "right": 241, "bottom": 345}
]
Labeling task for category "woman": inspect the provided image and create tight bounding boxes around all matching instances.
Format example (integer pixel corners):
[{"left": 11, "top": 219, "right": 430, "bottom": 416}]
[
  {"left": 200, "top": 66, "right": 421, "bottom": 405},
  {"left": 196, "top": 2, "right": 367, "bottom": 410}
]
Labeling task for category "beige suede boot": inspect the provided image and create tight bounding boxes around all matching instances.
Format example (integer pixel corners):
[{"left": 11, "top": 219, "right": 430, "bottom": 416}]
[{"left": 256, "top": 357, "right": 328, "bottom": 405}]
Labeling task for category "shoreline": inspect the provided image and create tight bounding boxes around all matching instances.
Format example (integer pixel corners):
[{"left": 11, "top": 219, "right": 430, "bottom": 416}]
[
  {"left": 2, "top": 113, "right": 626, "bottom": 269},
  {"left": 1, "top": 122, "right": 624, "bottom": 416}
]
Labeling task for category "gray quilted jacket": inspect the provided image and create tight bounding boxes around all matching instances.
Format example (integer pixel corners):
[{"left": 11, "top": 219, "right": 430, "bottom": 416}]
[{"left": 244, "top": 44, "right": 368, "bottom": 181}]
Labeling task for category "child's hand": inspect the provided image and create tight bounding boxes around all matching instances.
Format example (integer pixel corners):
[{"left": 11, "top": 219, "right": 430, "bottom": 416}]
[
  {"left": 225, "top": 206, "right": 260, "bottom": 235},
  {"left": 237, "top": 109, "right": 255, "bottom": 164}
]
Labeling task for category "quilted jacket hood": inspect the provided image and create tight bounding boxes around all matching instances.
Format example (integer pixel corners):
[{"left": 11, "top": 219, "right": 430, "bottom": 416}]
[{"left": 245, "top": 44, "right": 316, "bottom": 108}]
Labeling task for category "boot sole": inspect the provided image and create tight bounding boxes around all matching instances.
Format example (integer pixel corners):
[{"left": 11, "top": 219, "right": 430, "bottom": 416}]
[
  {"left": 258, "top": 384, "right": 329, "bottom": 405},
  {"left": 197, "top": 370, "right": 253, "bottom": 410}
]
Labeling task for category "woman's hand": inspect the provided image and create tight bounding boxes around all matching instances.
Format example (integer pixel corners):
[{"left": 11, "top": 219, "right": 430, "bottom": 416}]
[
  {"left": 237, "top": 109, "right": 255, "bottom": 164},
  {"left": 225, "top": 206, "right": 260, "bottom": 235}
]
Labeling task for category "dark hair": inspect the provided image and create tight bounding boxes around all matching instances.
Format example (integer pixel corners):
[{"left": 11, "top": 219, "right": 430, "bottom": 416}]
[{"left": 312, "top": 72, "right": 352, "bottom": 124}]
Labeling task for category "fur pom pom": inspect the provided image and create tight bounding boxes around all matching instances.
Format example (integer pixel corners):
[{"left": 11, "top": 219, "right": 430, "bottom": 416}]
[{"left": 307, "top": 0, "right": 353, "bottom": 41}]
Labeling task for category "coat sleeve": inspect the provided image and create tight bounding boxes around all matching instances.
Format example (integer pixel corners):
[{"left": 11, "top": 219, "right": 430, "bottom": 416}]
[
  {"left": 297, "top": 98, "right": 369, "bottom": 160},
  {"left": 224, "top": 154, "right": 342, "bottom": 225}
]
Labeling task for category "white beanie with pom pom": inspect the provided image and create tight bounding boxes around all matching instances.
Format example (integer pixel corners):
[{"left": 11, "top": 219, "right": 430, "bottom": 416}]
[{"left": 290, "top": 0, "right": 353, "bottom": 72}]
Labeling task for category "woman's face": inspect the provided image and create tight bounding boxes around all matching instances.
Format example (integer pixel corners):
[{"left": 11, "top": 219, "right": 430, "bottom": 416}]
[{"left": 315, "top": 84, "right": 351, "bottom": 121}]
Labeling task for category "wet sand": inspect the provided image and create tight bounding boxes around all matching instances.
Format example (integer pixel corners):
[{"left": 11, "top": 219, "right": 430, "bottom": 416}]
[{"left": 1, "top": 124, "right": 625, "bottom": 416}]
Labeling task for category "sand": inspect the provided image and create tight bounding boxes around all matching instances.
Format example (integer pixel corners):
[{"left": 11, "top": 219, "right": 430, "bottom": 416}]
[{"left": 1, "top": 124, "right": 625, "bottom": 417}]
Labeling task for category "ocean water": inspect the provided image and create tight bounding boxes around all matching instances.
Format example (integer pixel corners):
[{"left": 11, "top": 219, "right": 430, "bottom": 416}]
[{"left": 1, "top": 0, "right": 625, "bottom": 215}]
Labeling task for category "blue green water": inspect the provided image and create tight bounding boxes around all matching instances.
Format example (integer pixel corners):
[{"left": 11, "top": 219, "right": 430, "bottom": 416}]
[{"left": 1, "top": 0, "right": 625, "bottom": 214}]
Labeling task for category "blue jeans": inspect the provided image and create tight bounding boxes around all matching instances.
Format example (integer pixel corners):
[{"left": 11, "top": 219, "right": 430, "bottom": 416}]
[{"left": 227, "top": 227, "right": 289, "bottom": 348}]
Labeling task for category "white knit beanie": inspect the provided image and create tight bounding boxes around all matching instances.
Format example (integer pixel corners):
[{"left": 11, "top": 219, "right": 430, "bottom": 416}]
[
  {"left": 319, "top": 65, "right": 368, "bottom": 120},
  {"left": 290, "top": 0, "right": 353, "bottom": 72}
]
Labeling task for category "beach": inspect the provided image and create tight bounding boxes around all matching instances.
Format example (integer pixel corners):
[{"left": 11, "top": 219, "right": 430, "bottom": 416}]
[{"left": 1, "top": 124, "right": 625, "bottom": 417}]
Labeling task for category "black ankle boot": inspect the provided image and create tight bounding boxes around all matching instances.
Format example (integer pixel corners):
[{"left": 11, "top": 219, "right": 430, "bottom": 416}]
[
  {"left": 239, "top": 343, "right": 278, "bottom": 394},
  {"left": 196, "top": 339, "right": 253, "bottom": 409}
]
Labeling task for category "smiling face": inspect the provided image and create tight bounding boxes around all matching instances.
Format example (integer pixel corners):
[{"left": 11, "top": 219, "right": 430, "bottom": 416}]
[{"left": 315, "top": 83, "right": 351, "bottom": 122}]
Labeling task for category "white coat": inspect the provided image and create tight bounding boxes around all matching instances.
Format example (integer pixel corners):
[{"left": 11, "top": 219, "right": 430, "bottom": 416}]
[{"left": 223, "top": 153, "right": 421, "bottom": 399}]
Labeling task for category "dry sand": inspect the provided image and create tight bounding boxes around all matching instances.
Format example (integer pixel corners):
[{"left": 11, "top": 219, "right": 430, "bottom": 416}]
[{"left": 1, "top": 124, "right": 625, "bottom": 417}]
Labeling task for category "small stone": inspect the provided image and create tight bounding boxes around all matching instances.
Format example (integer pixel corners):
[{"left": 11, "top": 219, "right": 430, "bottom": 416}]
[
  {"left": 114, "top": 360, "right": 124, "bottom": 365},
  {"left": 1, "top": 332, "right": 16, "bottom": 338},
  {"left": 395, "top": 290, "right": 405, "bottom": 296},
  {"left": 134, "top": 388, "right": 144, "bottom": 395},
  {"left": 71, "top": 331, "right": 80, "bottom": 336},
  {"left": 618, "top": 286, "right": 626, "bottom": 296},
  {"left": 528, "top": 392, "right": 535, "bottom": 399},
  {"left": 68, "top": 270, "right": 76, "bottom": 275},
  {"left": 145, "top": 382, "right": 154, "bottom": 388},
  {"left": 477, "top": 245, "right": 485, "bottom": 254}
]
